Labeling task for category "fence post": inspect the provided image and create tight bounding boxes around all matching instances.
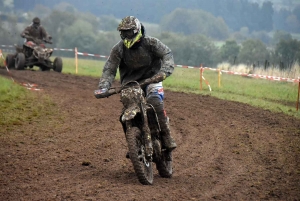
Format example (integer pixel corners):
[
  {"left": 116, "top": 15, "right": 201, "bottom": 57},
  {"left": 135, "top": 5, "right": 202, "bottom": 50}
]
[
  {"left": 297, "top": 78, "right": 300, "bottom": 111},
  {"left": 75, "top": 47, "right": 78, "bottom": 74},
  {"left": 200, "top": 64, "right": 203, "bottom": 91},
  {"left": 218, "top": 68, "right": 221, "bottom": 87}
]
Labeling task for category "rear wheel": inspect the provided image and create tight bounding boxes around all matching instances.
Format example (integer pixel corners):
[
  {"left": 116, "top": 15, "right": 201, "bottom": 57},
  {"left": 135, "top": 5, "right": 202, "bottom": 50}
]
[
  {"left": 15, "top": 53, "right": 25, "bottom": 70},
  {"left": 53, "top": 57, "right": 62, "bottom": 72},
  {"left": 5, "top": 54, "right": 15, "bottom": 69},
  {"left": 126, "top": 127, "right": 153, "bottom": 185}
]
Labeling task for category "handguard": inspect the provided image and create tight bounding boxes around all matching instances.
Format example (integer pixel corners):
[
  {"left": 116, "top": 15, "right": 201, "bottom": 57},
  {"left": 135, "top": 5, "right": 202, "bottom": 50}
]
[
  {"left": 94, "top": 88, "right": 110, "bottom": 99},
  {"left": 94, "top": 88, "right": 118, "bottom": 99}
]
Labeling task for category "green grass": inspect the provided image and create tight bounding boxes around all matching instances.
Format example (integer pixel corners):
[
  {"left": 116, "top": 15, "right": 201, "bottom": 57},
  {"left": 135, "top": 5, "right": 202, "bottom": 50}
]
[
  {"left": 168, "top": 68, "right": 300, "bottom": 118},
  {"left": 0, "top": 76, "right": 56, "bottom": 130},
  {"left": 63, "top": 56, "right": 105, "bottom": 77}
]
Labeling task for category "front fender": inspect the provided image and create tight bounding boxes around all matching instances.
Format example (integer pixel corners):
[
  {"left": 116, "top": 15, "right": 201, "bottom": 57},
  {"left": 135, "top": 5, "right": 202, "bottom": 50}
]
[{"left": 121, "top": 105, "right": 140, "bottom": 122}]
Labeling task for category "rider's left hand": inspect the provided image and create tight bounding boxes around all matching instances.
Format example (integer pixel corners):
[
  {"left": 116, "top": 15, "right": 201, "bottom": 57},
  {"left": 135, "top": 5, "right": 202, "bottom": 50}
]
[{"left": 94, "top": 88, "right": 109, "bottom": 99}]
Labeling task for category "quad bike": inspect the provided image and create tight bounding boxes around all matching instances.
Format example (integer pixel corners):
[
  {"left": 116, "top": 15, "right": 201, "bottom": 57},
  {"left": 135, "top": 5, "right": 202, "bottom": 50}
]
[
  {"left": 94, "top": 81, "right": 173, "bottom": 185},
  {"left": 5, "top": 34, "right": 62, "bottom": 72}
]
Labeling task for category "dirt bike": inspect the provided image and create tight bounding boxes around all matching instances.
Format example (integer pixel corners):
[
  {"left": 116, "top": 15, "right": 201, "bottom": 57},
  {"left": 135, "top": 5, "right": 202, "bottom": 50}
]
[
  {"left": 94, "top": 81, "right": 173, "bottom": 185},
  {"left": 5, "top": 34, "right": 63, "bottom": 72}
]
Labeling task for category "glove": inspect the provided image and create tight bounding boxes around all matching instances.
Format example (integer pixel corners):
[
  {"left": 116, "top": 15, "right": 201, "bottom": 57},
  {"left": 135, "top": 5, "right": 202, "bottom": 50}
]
[
  {"left": 151, "top": 72, "right": 166, "bottom": 83},
  {"left": 98, "top": 80, "right": 110, "bottom": 90},
  {"left": 140, "top": 72, "right": 166, "bottom": 86},
  {"left": 94, "top": 88, "right": 109, "bottom": 99}
]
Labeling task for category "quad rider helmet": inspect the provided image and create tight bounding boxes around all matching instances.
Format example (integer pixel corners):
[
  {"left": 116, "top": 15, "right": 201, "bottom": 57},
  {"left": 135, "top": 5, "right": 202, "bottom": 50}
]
[
  {"left": 32, "top": 17, "right": 40, "bottom": 29},
  {"left": 117, "top": 16, "right": 142, "bottom": 49}
]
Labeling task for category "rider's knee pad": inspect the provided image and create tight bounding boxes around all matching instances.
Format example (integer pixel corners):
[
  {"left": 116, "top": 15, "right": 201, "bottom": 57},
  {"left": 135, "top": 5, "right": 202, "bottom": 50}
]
[{"left": 147, "top": 93, "right": 163, "bottom": 108}]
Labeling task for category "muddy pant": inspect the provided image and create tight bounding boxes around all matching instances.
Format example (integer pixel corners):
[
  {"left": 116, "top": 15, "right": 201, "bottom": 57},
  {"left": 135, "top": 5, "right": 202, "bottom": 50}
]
[
  {"left": 145, "top": 82, "right": 168, "bottom": 130},
  {"left": 145, "top": 82, "right": 176, "bottom": 150}
]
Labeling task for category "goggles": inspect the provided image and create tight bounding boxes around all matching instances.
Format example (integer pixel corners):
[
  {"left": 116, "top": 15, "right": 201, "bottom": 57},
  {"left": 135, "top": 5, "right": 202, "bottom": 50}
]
[{"left": 120, "top": 30, "right": 135, "bottom": 40}]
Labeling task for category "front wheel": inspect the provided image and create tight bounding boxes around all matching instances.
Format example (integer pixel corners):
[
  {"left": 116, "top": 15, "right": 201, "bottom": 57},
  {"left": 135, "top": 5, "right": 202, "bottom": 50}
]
[
  {"left": 126, "top": 127, "right": 153, "bottom": 185},
  {"left": 53, "top": 57, "right": 63, "bottom": 72},
  {"left": 15, "top": 53, "right": 25, "bottom": 70}
]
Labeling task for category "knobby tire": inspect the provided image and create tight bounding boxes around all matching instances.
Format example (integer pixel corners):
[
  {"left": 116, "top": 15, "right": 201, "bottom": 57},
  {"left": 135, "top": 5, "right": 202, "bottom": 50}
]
[{"left": 126, "top": 127, "right": 153, "bottom": 185}]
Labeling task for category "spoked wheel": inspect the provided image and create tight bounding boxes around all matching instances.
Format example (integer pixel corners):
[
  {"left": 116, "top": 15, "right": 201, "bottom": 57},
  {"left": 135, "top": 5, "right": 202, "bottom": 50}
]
[
  {"left": 126, "top": 127, "right": 153, "bottom": 185},
  {"left": 156, "top": 150, "right": 173, "bottom": 178}
]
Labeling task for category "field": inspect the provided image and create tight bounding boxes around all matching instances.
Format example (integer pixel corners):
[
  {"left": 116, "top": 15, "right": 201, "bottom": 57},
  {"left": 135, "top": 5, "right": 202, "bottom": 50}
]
[{"left": 0, "top": 56, "right": 299, "bottom": 200}]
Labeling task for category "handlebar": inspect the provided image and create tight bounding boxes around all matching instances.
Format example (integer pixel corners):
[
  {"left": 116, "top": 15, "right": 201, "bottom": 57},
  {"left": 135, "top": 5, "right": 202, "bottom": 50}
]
[
  {"left": 23, "top": 34, "right": 52, "bottom": 44},
  {"left": 94, "top": 81, "right": 143, "bottom": 99},
  {"left": 94, "top": 88, "right": 119, "bottom": 99},
  {"left": 94, "top": 72, "right": 167, "bottom": 99}
]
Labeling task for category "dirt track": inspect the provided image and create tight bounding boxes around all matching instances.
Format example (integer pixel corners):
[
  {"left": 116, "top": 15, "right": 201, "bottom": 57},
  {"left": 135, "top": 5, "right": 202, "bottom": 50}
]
[{"left": 0, "top": 68, "right": 300, "bottom": 201}]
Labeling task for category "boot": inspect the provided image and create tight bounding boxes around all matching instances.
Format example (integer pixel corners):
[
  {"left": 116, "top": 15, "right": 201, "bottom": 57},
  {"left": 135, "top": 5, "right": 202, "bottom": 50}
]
[
  {"left": 161, "top": 130, "right": 177, "bottom": 151},
  {"left": 160, "top": 117, "right": 177, "bottom": 151}
]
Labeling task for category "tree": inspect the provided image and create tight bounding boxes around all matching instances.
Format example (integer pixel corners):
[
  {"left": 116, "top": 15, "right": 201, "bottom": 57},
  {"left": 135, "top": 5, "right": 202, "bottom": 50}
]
[
  {"left": 272, "top": 30, "right": 292, "bottom": 46},
  {"left": 43, "top": 10, "right": 77, "bottom": 47},
  {"left": 94, "top": 31, "right": 120, "bottom": 55},
  {"left": 286, "top": 15, "right": 300, "bottom": 33},
  {"left": 238, "top": 39, "right": 269, "bottom": 66},
  {"left": 0, "top": 18, "right": 17, "bottom": 45},
  {"left": 159, "top": 32, "right": 218, "bottom": 66},
  {"left": 275, "top": 39, "right": 300, "bottom": 70},
  {"left": 250, "top": 31, "right": 272, "bottom": 45},
  {"left": 160, "top": 8, "right": 229, "bottom": 40},
  {"left": 98, "top": 15, "right": 119, "bottom": 31},
  {"left": 292, "top": 4, "right": 300, "bottom": 22},
  {"left": 218, "top": 40, "right": 240, "bottom": 64},
  {"left": 259, "top": 1, "right": 273, "bottom": 32},
  {"left": 58, "top": 19, "right": 97, "bottom": 53},
  {"left": 273, "top": 8, "right": 291, "bottom": 31}
]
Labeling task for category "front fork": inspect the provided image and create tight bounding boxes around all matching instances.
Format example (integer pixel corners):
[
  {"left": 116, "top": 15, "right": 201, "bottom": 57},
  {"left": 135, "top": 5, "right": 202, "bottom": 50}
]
[{"left": 125, "top": 118, "right": 153, "bottom": 160}]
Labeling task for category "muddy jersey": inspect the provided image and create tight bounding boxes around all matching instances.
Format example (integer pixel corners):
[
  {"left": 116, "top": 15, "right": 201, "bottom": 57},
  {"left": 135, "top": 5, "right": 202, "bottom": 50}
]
[
  {"left": 20, "top": 24, "right": 49, "bottom": 41},
  {"left": 98, "top": 36, "right": 174, "bottom": 89}
]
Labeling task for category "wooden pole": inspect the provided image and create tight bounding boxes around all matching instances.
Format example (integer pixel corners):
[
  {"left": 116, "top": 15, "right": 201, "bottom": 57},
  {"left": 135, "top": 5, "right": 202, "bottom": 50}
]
[
  {"left": 200, "top": 65, "right": 203, "bottom": 91},
  {"left": 218, "top": 69, "right": 221, "bottom": 87},
  {"left": 75, "top": 47, "right": 78, "bottom": 74},
  {"left": 297, "top": 78, "right": 300, "bottom": 111}
]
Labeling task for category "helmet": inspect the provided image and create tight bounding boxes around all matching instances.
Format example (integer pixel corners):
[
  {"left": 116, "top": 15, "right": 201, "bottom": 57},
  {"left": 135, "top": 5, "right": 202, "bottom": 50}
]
[
  {"left": 32, "top": 17, "right": 40, "bottom": 25},
  {"left": 117, "top": 16, "right": 142, "bottom": 49},
  {"left": 32, "top": 17, "right": 40, "bottom": 29}
]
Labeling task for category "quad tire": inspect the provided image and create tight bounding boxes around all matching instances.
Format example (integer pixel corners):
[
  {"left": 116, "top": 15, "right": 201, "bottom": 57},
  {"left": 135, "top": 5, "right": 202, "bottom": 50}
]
[
  {"left": 53, "top": 57, "right": 63, "bottom": 72},
  {"left": 5, "top": 54, "right": 15, "bottom": 69},
  {"left": 15, "top": 53, "right": 25, "bottom": 70}
]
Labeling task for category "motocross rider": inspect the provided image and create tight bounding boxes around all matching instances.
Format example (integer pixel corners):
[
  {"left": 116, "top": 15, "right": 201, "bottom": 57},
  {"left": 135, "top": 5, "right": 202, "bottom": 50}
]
[
  {"left": 20, "top": 17, "right": 52, "bottom": 43},
  {"left": 97, "top": 16, "right": 177, "bottom": 153}
]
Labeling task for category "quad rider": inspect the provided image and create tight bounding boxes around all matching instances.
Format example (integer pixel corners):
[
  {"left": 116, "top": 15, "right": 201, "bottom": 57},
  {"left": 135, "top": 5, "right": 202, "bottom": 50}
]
[
  {"left": 97, "top": 16, "right": 177, "bottom": 154},
  {"left": 20, "top": 17, "right": 52, "bottom": 46}
]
